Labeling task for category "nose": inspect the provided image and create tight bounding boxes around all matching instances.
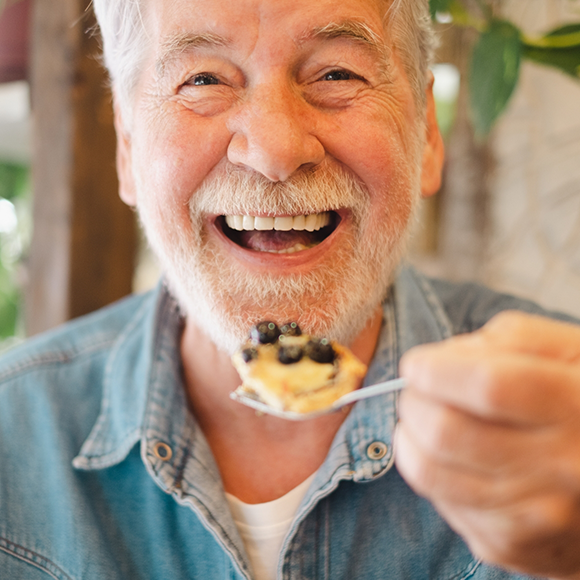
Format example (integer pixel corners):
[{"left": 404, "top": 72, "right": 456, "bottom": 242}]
[{"left": 227, "top": 83, "right": 325, "bottom": 182}]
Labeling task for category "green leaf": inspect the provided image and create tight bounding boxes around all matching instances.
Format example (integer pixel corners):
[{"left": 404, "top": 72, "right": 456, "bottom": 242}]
[
  {"left": 527, "top": 23, "right": 580, "bottom": 48},
  {"left": 0, "top": 265, "right": 18, "bottom": 339},
  {"left": 469, "top": 20, "right": 522, "bottom": 137},
  {"left": 523, "top": 44, "right": 580, "bottom": 79},
  {"left": 428, "top": 0, "right": 485, "bottom": 30},
  {"left": 0, "top": 162, "right": 28, "bottom": 201},
  {"left": 522, "top": 24, "right": 580, "bottom": 80},
  {"left": 549, "top": 24, "right": 580, "bottom": 35},
  {"left": 429, "top": 0, "right": 452, "bottom": 20}
]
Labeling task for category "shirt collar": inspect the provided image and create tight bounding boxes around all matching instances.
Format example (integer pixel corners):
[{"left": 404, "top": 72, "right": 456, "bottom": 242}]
[
  {"left": 73, "top": 283, "right": 186, "bottom": 471},
  {"left": 311, "top": 265, "right": 454, "bottom": 488}
]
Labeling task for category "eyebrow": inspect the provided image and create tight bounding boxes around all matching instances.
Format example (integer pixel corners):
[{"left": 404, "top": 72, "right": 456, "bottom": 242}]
[
  {"left": 303, "top": 20, "right": 389, "bottom": 62},
  {"left": 155, "top": 20, "right": 390, "bottom": 77},
  {"left": 155, "top": 32, "right": 229, "bottom": 76}
]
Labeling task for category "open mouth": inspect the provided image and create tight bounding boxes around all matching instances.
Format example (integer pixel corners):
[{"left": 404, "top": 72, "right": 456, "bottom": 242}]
[{"left": 219, "top": 211, "right": 340, "bottom": 254}]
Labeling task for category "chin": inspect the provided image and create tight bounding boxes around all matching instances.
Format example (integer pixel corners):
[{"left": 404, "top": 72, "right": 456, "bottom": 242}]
[{"left": 162, "top": 226, "right": 408, "bottom": 355}]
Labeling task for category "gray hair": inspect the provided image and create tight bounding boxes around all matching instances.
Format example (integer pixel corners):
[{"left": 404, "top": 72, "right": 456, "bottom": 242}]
[
  {"left": 387, "top": 0, "right": 437, "bottom": 107},
  {"left": 92, "top": 0, "right": 149, "bottom": 121},
  {"left": 92, "top": 0, "right": 436, "bottom": 122}
]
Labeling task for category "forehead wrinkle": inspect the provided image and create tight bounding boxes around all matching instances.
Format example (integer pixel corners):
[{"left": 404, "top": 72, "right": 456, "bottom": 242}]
[{"left": 155, "top": 32, "right": 230, "bottom": 76}]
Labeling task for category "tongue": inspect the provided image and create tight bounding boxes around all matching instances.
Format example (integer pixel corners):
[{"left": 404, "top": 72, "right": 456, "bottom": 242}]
[{"left": 239, "top": 230, "right": 318, "bottom": 252}]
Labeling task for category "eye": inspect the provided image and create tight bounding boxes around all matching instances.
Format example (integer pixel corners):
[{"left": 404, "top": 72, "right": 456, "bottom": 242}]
[
  {"left": 320, "top": 69, "right": 364, "bottom": 82},
  {"left": 187, "top": 73, "right": 221, "bottom": 86}
]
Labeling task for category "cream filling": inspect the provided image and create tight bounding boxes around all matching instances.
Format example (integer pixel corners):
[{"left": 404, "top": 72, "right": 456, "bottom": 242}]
[{"left": 224, "top": 212, "right": 331, "bottom": 233}]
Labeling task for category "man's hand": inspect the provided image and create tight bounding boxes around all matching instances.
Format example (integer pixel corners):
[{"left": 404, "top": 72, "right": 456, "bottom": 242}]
[{"left": 396, "top": 311, "right": 580, "bottom": 579}]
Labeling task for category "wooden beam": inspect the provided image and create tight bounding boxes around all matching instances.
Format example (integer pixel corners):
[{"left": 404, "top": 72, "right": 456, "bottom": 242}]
[
  {"left": 0, "top": 0, "right": 31, "bottom": 83},
  {"left": 25, "top": 0, "right": 137, "bottom": 335}
]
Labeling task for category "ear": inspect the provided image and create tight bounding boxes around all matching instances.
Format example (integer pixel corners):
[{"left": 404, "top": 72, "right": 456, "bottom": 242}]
[
  {"left": 113, "top": 97, "right": 137, "bottom": 207},
  {"left": 420, "top": 73, "right": 445, "bottom": 198}
]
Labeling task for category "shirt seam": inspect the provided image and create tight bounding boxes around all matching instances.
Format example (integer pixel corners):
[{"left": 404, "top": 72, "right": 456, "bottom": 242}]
[
  {"left": 280, "top": 461, "right": 353, "bottom": 577},
  {"left": 0, "top": 537, "right": 74, "bottom": 580},
  {"left": 0, "top": 336, "right": 117, "bottom": 384},
  {"left": 171, "top": 492, "right": 253, "bottom": 580},
  {"left": 454, "top": 557, "right": 482, "bottom": 580},
  {"left": 409, "top": 267, "right": 454, "bottom": 340},
  {"left": 73, "top": 294, "right": 157, "bottom": 466}
]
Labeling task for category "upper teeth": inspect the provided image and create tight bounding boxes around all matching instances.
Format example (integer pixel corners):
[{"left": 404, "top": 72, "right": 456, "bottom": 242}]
[{"left": 225, "top": 212, "right": 331, "bottom": 232}]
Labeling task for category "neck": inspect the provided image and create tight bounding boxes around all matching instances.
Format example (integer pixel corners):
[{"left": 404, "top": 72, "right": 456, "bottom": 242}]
[{"left": 180, "top": 308, "right": 383, "bottom": 503}]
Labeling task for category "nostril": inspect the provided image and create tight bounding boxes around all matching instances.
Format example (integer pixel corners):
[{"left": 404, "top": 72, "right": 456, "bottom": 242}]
[{"left": 226, "top": 110, "right": 325, "bottom": 183}]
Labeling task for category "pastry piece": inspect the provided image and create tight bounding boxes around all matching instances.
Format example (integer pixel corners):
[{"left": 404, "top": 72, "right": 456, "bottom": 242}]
[{"left": 232, "top": 321, "right": 367, "bottom": 413}]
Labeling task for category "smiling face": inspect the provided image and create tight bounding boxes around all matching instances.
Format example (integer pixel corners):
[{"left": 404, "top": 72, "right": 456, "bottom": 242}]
[{"left": 115, "top": 0, "right": 443, "bottom": 353}]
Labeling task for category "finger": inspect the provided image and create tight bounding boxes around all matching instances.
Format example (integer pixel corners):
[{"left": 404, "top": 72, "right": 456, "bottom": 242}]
[
  {"left": 477, "top": 311, "right": 580, "bottom": 364},
  {"left": 393, "top": 423, "right": 541, "bottom": 508},
  {"left": 400, "top": 344, "right": 580, "bottom": 425},
  {"left": 434, "top": 495, "right": 580, "bottom": 578},
  {"left": 398, "top": 389, "right": 550, "bottom": 474}
]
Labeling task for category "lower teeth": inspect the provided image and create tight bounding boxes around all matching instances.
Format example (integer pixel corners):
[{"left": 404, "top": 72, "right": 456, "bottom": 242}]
[{"left": 265, "top": 243, "right": 314, "bottom": 254}]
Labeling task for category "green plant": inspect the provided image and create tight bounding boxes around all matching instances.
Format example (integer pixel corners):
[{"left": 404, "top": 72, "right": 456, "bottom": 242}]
[
  {"left": 430, "top": 0, "right": 580, "bottom": 136},
  {"left": 0, "top": 162, "right": 29, "bottom": 344}
]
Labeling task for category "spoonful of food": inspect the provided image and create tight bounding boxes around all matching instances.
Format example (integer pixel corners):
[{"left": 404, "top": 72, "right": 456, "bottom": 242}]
[
  {"left": 230, "top": 320, "right": 406, "bottom": 421},
  {"left": 230, "top": 377, "right": 406, "bottom": 421}
]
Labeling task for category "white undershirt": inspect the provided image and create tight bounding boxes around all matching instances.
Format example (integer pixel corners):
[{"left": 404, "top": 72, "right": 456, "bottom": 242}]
[{"left": 226, "top": 473, "right": 316, "bottom": 580}]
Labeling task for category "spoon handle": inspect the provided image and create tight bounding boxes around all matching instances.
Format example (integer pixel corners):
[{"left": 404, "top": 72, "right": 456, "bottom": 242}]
[{"left": 332, "top": 377, "right": 406, "bottom": 408}]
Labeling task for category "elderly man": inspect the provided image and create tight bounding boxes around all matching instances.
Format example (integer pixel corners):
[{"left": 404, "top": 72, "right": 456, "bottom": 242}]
[{"left": 1, "top": 0, "right": 580, "bottom": 578}]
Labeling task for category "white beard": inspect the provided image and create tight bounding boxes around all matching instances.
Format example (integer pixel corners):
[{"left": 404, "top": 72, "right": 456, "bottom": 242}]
[{"left": 138, "top": 162, "right": 420, "bottom": 354}]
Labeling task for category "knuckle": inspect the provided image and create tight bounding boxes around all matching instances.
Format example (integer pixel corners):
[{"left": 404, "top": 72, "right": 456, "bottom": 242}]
[
  {"left": 395, "top": 428, "right": 440, "bottom": 499},
  {"left": 562, "top": 449, "right": 580, "bottom": 485},
  {"left": 491, "top": 497, "right": 575, "bottom": 555},
  {"left": 473, "top": 363, "right": 507, "bottom": 412},
  {"left": 444, "top": 494, "right": 580, "bottom": 574},
  {"left": 405, "top": 453, "right": 439, "bottom": 498},
  {"left": 424, "top": 406, "right": 459, "bottom": 455},
  {"left": 488, "top": 309, "right": 528, "bottom": 331},
  {"left": 484, "top": 310, "right": 530, "bottom": 345},
  {"left": 467, "top": 536, "right": 511, "bottom": 569},
  {"left": 531, "top": 495, "right": 576, "bottom": 535},
  {"left": 467, "top": 526, "right": 536, "bottom": 572}
]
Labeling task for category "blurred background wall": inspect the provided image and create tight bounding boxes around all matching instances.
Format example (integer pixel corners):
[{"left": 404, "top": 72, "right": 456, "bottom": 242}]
[
  {"left": 410, "top": 0, "right": 580, "bottom": 318},
  {"left": 483, "top": 0, "right": 580, "bottom": 316},
  {"left": 0, "top": 0, "right": 579, "bottom": 352}
]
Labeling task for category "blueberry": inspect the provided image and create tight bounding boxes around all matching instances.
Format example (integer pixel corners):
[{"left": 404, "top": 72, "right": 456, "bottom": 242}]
[
  {"left": 249, "top": 321, "right": 281, "bottom": 344},
  {"left": 280, "top": 321, "right": 302, "bottom": 337},
  {"left": 278, "top": 344, "right": 303, "bottom": 364},
  {"left": 241, "top": 347, "right": 258, "bottom": 363},
  {"left": 305, "top": 338, "right": 336, "bottom": 363}
]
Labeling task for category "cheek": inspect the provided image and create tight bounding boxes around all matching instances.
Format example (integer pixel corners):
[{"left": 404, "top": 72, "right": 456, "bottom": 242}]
[
  {"left": 324, "top": 92, "right": 420, "bottom": 200},
  {"left": 133, "top": 113, "right": 232, "bottom": 209},
  {"left": 337, "top": 127, "right": 419, "bottom": 222}
]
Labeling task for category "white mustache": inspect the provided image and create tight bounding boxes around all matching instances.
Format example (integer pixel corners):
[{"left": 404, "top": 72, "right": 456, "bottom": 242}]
[{"left": 190, "top": 163, "right": 369, "bottom": 220}]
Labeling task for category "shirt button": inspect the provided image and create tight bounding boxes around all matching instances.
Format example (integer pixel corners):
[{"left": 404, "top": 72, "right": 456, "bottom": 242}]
[
  {"left": 366, "top": 441, "right": 388, "bottom": 460},
  {"left": 153, "top": 441, "right": 173, "bottom": 461}
]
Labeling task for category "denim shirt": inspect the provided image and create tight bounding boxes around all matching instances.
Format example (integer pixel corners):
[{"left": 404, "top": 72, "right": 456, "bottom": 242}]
[{"left": 0, "top": 266, "right": 571, "bottom": 580}]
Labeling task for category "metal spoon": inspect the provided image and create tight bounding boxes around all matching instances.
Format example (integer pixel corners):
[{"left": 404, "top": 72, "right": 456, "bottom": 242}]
[{"left": 230, "top": 377, "right": 406, "bottom": 421}]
